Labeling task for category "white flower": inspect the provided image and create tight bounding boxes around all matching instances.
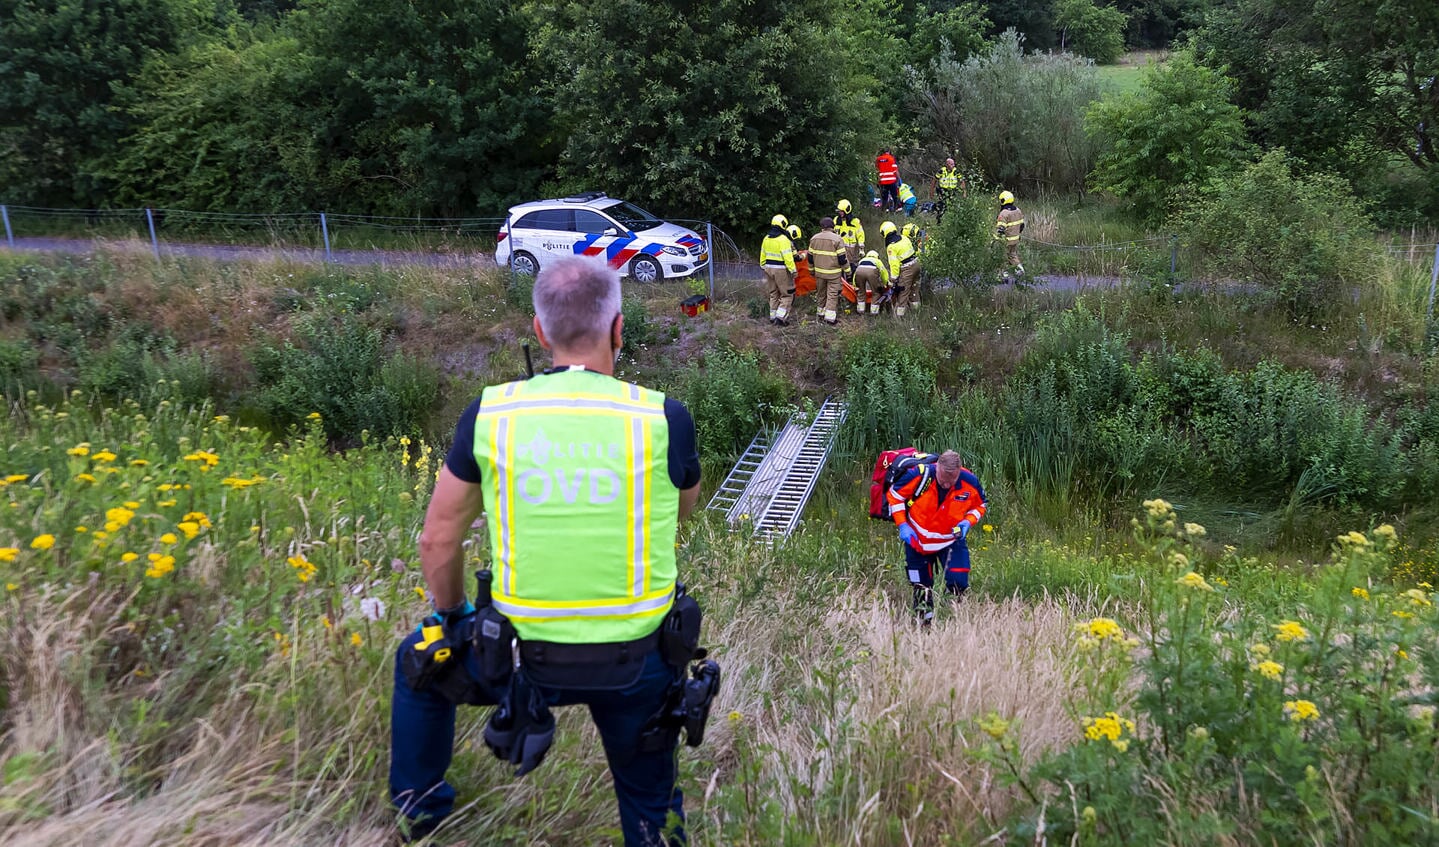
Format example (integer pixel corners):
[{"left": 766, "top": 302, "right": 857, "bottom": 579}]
[{"left": 360, "top": 597, "right": 386, "bottom": 621}]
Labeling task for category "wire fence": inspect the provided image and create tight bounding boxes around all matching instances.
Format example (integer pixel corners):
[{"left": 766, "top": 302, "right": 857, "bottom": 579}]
[{"left": 1, "top": 203, "right": 1436, "bottom": 320}]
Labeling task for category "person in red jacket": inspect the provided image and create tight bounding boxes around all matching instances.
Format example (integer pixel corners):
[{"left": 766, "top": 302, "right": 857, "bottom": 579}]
[
  {"left": 885, "top": 450, "right": 987, "bottom": 624},
  {"left": 875, "top": 148, "right": 900, "bottom": 213}
]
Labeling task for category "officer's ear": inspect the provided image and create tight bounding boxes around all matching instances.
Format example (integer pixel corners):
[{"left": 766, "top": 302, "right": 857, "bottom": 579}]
[
  {"left": 533, "top": 316, "right": 553, "bottom": 351},
  {"left": 611, "top": 313, "right": 624, "bottom": 352}
]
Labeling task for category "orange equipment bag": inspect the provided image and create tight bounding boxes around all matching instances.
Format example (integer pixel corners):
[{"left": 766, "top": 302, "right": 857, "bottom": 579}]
[{"left": 793, "top": 254, "right": 816, "bottom": 297}]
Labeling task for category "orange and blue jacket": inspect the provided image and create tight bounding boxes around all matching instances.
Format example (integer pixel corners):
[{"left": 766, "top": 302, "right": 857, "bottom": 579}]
[{"left": 887, "top": 465, "right": 987, "bottom": 553}]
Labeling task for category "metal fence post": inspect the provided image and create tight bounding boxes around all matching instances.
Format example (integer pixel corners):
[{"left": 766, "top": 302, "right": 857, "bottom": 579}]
[
  {"left": 320, "top": 212, "right": 333, "bottom": 263},
  {"left": 1, "top": 205, "right": 12, "bottom": 248},
  {"left": 706, "top": 221, "right": 715, "bottom": 303},
  {"left": 145, "top": 208, "right": 160, "bottom": 259},
  {"left": 1427, "top": 242, "right": 1438, "bottom": 323}
]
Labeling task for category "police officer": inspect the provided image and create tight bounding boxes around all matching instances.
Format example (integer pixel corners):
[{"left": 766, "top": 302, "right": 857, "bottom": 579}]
[
  {"left": 389, "top": 255, "right": 703, "bottom": 845},
  {"left": 932, "top": 158, "right": 963, "bottom": 222},
  {"left": 760, "top": 214, "right": 796, "bottom": 325},
  {"left": 886, "top": 451, "right": 988, "bottom": 625}
]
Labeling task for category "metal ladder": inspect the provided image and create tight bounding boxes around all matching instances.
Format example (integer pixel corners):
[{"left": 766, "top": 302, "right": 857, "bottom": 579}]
[{"left": 705, "top": 396, "right": 848, "bottom": 542}]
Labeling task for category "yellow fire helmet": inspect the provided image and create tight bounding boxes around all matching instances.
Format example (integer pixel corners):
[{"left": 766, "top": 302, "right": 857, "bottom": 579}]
[
  {"left": 836, "top": 199, "right": 852, "bottom": 214},
  {"left": 902, "top": 223, "right": 919, "bottom": 240},
  {"left": 998, "top": 190, "right": 1015, "bottom": 206},
  {"left": 864, "top": 250, "right": 880, "bottom": 261},
  {"left": 771, "top": 214, "right": 788, "bottom": 228},
  {"left": 879, "top": 220, "right": 898, "bottom": 237},
  {"left": 787, "top": 225, "right": 803, "bottom": 242}
]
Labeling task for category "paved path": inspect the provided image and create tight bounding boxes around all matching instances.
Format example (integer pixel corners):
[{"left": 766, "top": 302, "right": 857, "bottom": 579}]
[{"left": 3, "top": 236, "right": 1127, "bottom": 292}]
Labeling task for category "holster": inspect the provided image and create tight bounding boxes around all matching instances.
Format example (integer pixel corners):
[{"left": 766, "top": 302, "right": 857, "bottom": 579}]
[{"left": 660, "top": 586, "right": 703, "bottom": 668}]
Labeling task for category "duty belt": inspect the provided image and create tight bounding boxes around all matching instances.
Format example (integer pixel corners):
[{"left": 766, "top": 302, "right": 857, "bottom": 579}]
[{"left": 520, "top": 627, "right": 660, "bottom": 667}]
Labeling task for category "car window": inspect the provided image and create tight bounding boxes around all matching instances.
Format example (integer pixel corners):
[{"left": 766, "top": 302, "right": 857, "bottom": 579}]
[
  {"left": 573, "top": 210, "right": 617, "bottom": 234},
  {"left": 606, "top": 202, "right": 663, "bottom": 232},
  {"left": 514, "top": 209, "right": 570, "bottom": 231}
]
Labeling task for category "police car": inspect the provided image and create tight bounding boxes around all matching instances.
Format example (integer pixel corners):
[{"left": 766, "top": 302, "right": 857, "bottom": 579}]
[{"left": 495, "top": 193, "right": 709, "bottom": 283}]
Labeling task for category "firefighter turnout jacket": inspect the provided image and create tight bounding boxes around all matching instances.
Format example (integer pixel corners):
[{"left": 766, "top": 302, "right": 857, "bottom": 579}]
[
  {"left": 808, "top": 228, "right": 848, "bottom": 279},
  {"left": 887, "top": 465, "right": 987, "bottom": 554},
  {"left": 760, "top": 227, "right": 797, "bottom": 272},
  {"left": 996, "top": 205, "right": 1025, "bottom": 243},
  {"left": 886, "top": 233, "right": 917, "bottom": 278}
]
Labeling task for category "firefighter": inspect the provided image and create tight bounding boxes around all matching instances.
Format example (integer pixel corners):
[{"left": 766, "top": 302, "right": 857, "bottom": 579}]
[
  {"left": 852, "top": 249, "right": 889, "bottom": 315},
  {"left": 760, "top": 214, "right": 796, "bottom": 324},
  {"left": 932, "top": 158, "right": 963, "bottom": 222},
  {"left": 834, "top": 199, "right": 866, "bottom": 271},
  {"left": 808, "top": 217, "right": 848, "bottom": 326},
  {"left": 995, "top": 190, "right": 1025, "bottom": 280},
  {"left": 886, "top": 450, "right": 987, "bottom": 625},
  {"left": 880, "top": 220, "right": 919, "bottom": 317}
]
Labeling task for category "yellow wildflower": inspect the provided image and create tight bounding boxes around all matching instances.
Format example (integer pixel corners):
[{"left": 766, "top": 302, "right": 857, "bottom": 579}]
[
  {"left": 287, "top": 554, "right": 317, "bottom": 582},
  {"left": 158, "top": 533, "right": 178, "bottom": 545},
  {"left": 1373, "top": 524, "right": 1396, "bottom": 543},
  {"left": 182, "top": 451, "right": 220, "bottom": 468},
  {"left": 1184, "top": 522, "right": 1206, "bottom": 537},
  {"left": 1337, "top": 530, "right": 1369, "bottom": 547},
  {"left": 92, "top": 450, "right": 117, "bottom": 463},
  {"left": 1273, "top": 620, "right": 1310, "bottom": 642},
  {"left": 350, "top": 632, "right": 363, "bottom": 647},
  {"left": 66, "top": 444, "right": 91, "bottom": 457},
  {"left": 1401, "top": 589, "right": 1432, "bottom": 608},
  {"left": 1284, "top": 699, "right": 1320, "bottom": 722},
  {"left": 181, "top": 511, "right": 211, "bottom": 528},
  {"left": 157, "top": 499, "right": 177, "bottom": 508},
  {"left": 1252, "top": 660, "right": 1284, "bottom": 681},
  {"left": 221, "top": 476, "right": 261, "bottom": 489},
  {"left": 74, "top": 525, "right": 88, "bottom": 533},
  {"left": 982, "top": 524, "right": 994, "bottom": 533},
  {"left": 273, "top": 632, "right": 292, "bottom": 658},
  {"left": 75, "top": 473, "right": 97, "bottom": 484},
  {"left": 1083, "top": 712, "right": 1136, "bottom": 743},
  {"left": 0, "top": 548, "right": 16, "bottom": 562},
  {"left": 1351, "top": 587, "right": 1370, "bottom": 600},
  {"left": 727, "top": 710, "right": 743, "bottom": 724},
  {"left": 129, "top": 459, "right": 149, "bottom": 467},
  {"left": 1077, "top": 617, "right": 1126, "bottom": 641},
  {"left": 1176, "top": 571, "right": 1214, "bottom": 592},
  {"left": 144, "top": 554, "right": 176, "bottom": 578},
  {"left": 5, "top": 474, "right": 28, "bottom": 483},
  {"left": 30, "top": 534, "right": 55, "bottom": 551},
  {"left": 978, "top": 713, "right": 1011, "bottom": 740},
  {"left": 1393, "top": 610, "right": 1414, "bottom": 619},
  {"left": 212, "top": 415, "right": 230, "bottom": 423},
  {"left": 1249, "top": 643, "right": 1271, "bottom": 656},
  {"left": 1396, "top": 648, "right": 1409, "bottom": 660},
  {"left": 1142, "top": 498, "right": 1172, "bottom": 519},
  {"left": 105, "top": 507, "right": 136, "bottom": 527},
  {"left": 177, "top": 521, "right": 201, "bottom": 540},
  {"left": 1112, "top": 739, "right": 1130, "bottom": 753},
  {"left": 414, "top": 586, "right": 426, "bottom": 601},
  {"left": 5, "top": 583, "right": 16, "bottom": 591},
  {"left": 121, "top": 552, "right": 139, "bottom": 563}
]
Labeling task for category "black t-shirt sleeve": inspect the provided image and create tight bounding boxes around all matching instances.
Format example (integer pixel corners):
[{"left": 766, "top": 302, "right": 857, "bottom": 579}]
[
  {"left": 665, "top": 398, "right": 701, "bottom": 490},
  {"left": 443, "top": 397, "right": 484, "bottom": 484}
]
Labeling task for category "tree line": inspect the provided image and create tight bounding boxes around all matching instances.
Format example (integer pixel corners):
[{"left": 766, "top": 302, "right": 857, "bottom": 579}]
[{"left": 1, "top": 0, "right": 1434, "bottom": 229}]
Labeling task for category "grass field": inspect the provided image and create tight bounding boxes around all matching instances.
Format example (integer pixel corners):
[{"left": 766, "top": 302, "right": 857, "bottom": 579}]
[{"left": 1093, "top": 50, "right": 1170, "bottom": 97}]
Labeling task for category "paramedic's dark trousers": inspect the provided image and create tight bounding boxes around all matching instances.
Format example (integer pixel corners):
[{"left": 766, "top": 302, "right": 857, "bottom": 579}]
[
  {"left": 902, "top": 542, "right": 970, "bottom": 618},
  {"left": 390, "top": 630, "right": 684, "bottom": 845}
]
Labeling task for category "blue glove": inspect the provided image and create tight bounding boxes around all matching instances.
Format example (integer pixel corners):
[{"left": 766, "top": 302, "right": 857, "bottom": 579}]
[
  {"left": 955, "top": 520, "right": 972, "bottom": 540},
  {"left": 898, "top": 524, "right": 917, "bottom": 546}
]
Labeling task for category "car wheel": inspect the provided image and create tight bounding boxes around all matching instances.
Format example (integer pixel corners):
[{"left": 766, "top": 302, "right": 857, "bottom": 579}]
[
  {"left": 629, "top": 255, "right": 662, "bottom": 284},
  {"left": 511, "top": 251, "right": 539, "bottom": 276}
]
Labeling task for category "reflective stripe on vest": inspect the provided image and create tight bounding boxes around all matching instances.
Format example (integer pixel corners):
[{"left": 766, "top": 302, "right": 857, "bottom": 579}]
[
  {"left": 474, "top": 370, "right": 677, "bottom": 643},
  {"left": 938, "top": 168, "right": 959, "bottom": 190}
]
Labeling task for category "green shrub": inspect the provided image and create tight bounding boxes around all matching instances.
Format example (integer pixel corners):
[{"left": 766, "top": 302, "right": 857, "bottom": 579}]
[
  {"left": 0, "top": 338, "right": 41, "bottom": 397},
  {"left": 838, "top": 333, "right": 940, "bottom": 458},
  {"left": 922, "top": 193, "right": 1005, "bottom": 287},
  {"left": 1173, "top": 150, "right": 1378, "bottom": 319},
  {"left": 621, "top": 296, "right": 653, "bottom": 348},
  {"left": 675, "top": 346, "right": 791, "bottom": 460},
  {"left": 247, "top": 316, "right": 439, "bottom": 441},
  {"left": 1012, "top": 512, "right": 1439, "bottom": 845}
]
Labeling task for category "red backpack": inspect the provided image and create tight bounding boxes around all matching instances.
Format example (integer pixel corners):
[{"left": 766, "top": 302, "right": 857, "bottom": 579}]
[{"left": 868, "top": 448, "right": 937, "bottom": 520}]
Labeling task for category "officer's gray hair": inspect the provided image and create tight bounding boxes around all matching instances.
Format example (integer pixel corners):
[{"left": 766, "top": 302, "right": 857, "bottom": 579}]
[
  {"left": 937, "top": 450, "right": 961, "bottom": 472},
  {"left": 533, "top": 256, "right": 621, "bottom": 350}
]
